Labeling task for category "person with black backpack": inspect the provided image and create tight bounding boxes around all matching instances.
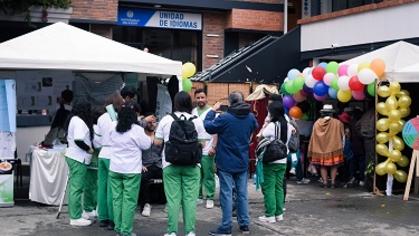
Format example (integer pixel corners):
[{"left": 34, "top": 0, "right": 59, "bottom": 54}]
[
  {"left": 154, "top": 91, "right": 208, "bottom": 236},
  {"left": 257, "top": 101, "right": 296, "bottom": 224}
]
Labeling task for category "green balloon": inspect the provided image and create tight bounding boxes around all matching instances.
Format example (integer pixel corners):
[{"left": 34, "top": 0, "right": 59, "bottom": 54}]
[
  {"left": 367, "top": 83, "right": 375, "bottom": 96},
  {"left": 294, "top": 76, "right": 305, "bottom": 90},
  {"left": 182, "top": 78, "right": 192, "bottom": 92},
  {"left": 284, "top": 80, "right": 294, "bottom": 94},
  {"left": 331, "top": 78, "right": 339, "bottom": 90},
  {"left": 326, "top": 61, "right": 339, "bottom": 74}
]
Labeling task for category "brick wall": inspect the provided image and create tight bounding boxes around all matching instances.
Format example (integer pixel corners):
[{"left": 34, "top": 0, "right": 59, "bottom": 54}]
[
  {"left": 227, "top": 9, "right": 283, "bottom": 31},
  {"left": 206, "top": 83, "right": 252, "bottom": 105},
  {"left": 71, "top": 0, "right": 118, "bottom": 22},
  {"left": 202, "top": 12, "right": 227, "bottom": 69}
]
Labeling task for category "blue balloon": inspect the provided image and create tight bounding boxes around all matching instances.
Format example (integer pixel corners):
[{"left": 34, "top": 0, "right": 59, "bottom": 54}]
[
  {"left": 328, "top": 88, "right": 337, "bottom": 99},
  {"left": 313, "top": 81, "right": 329, "bottom": 97},
  {"left": 287, "top": 69, "right": 300, "bottom": 80},
  {"left": 319, "top": 62, "right": 327, "bottom": 69}
]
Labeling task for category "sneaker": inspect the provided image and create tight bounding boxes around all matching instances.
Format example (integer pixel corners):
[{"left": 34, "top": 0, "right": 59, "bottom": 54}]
[
  {"left": 208, "top": 229, "right": 232, "bottom": 236},
  {"left": 186, "top": 232, "right": 196, "bottom": 236},
  {"left": 142, "top": 203, "right": 151, "bottom": 217},
  {"left": 296, "top": 178, "right": 310, "bottom": 184},
  {"left": 258, "top": 215, "right": 276, "bottom": 223},
  {"left": 82, "top": 210, "right": 97, "bottom": 220},
  {"left": 289, "top": 168, "right": 296, "bottom": 175},
  {"left": 70, "top": 218, "right": 92, "bottom": 226},
  {"left": 205, "top": 199, "right": 214, "bottom": 209},
  {"left": 163, "top": 233, "right": 176, "bottom": 236},
  {"left": 275, "top": 214, "right": 284, "bottom": 221},
  {"left": 239, "top": 225, "right": 250, "bottom": 234}
]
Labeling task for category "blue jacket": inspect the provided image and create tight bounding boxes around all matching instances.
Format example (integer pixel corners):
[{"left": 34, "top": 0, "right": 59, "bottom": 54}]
[{"left": 204, "top": 102, "right": 258, "bottom": 173}]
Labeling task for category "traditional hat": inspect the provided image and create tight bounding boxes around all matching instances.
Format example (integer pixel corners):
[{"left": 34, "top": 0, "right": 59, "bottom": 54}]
[
  {"left": 320, "top": 104, "right": 335, "bottom": 113},
  {"left": 338, "top": 112, "right": 351, "bottom": 124}
]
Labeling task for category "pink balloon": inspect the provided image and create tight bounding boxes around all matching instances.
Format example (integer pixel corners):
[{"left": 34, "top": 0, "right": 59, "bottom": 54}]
[
  {"left": 293, "top": 91, "right": 306, "bottom": 103},
  {"left": 352, "top": 90, "right": 366, "bottom": 101},
  {"left": 314, "top": 94, "right": 328, "bottom": 101},
  {"left": 338, "top": 64, "right": 349, "bottom": 76},
  {"left": 300, "top": 89, "right": 309, "bottom": 97}
]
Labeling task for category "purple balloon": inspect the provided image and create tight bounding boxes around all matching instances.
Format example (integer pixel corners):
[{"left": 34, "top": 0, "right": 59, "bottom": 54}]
[
  {"left": 313, "top": 81, "right": 329, "bottom": 97},
  {"left": 283, "top": 95, "right": 296, "bottom": 109},
  {"left": 314, "top": 94, "right": 328, "bottom": 102},
  {"left": 303, "top": 85, "right": 313, "bottom": 94}
]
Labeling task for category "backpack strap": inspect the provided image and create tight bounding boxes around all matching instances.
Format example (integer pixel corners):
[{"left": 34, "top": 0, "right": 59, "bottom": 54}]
[
  {"left": 274, "top": 121, "right": 288, "bottom": 144},
  {"left": 170, "top": 113, "right": 179, "bottom": 121}
]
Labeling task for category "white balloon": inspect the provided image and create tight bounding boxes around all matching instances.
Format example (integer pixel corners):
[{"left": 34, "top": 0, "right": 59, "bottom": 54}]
[
  {"left": 302, "top": 67, "right": 313, "bottom": 77},
  {"left": 338, "top": 76, "right": 350, "bottom": 91},
  {"left": 358, "top": 68, "right": 377, "bottom": 85},
  {"left": 305, "top": 74, "right": 317, "bottom": 88},
  {"left": 323, "top": 72, "right": 335, "bottom": 86},
  {"left": 347, "top": 64, "right": 358, "bottom": 77}
]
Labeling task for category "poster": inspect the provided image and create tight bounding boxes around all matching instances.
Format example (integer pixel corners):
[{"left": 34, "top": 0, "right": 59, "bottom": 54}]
[
  {"left": 0, "top": 132, "right": 15, "bottom": 158},
  {"left": 0, "top": 174, "right": 14, "bottom": 207},
  {"left": 0, "top": 79, "right": 16, "bottom": 132}
]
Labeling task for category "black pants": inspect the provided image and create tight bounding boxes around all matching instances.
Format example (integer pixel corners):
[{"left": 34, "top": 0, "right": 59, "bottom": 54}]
[{"left": 139, "top": 165, "right": 163, "bottom": 208}]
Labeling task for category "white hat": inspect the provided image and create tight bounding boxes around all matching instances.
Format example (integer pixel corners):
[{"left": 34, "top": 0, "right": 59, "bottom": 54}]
[{"left": 320, "top": 104, "right": 335, "bottom": 113}]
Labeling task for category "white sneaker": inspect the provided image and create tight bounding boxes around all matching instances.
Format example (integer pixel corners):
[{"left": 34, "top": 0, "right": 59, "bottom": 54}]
[
  {"left": 258, "top": 216, "right": 276, "bottom": 223},
  {"left": 82, "top": 210, "right": 97, "bottom": 220},
  {"left": 205, "top": 199, "right": 214, "bottom": 209},
  {"left": 70, "top": 218, "right": 92, "bottom": 226},
  {"left": 163, "top": 233, "right": 176, "bottom": 236},
  {"left": 142, "top": 203, "right": 151, "bottom": 217},
  {"left": 276, "top": 214, "right": 284, "bottom": 222},
  {"left": 185, "top": 232, "right": 196, "bottom": 236},
  {"left": 289, "top": 168, "right": 296, "bottom": 175}
]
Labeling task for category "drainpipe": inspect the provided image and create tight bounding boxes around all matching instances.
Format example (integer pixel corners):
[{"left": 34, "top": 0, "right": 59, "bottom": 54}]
[{"left": 284, "top": 0, "right": 288, "bottom": 34}]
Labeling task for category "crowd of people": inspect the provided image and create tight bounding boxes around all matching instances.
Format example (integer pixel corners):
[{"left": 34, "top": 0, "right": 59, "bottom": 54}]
[{"left": 55, "top": 84, "right": 372, "bottom": 236}]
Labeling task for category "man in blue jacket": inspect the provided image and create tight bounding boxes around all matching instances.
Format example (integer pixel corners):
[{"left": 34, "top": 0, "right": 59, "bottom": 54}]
[{"left": 205, "top": 91, "right": 258, "bottom": 236}]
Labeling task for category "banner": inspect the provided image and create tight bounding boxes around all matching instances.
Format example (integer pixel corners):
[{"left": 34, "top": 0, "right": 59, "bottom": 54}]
[{"left": 0, "top": 79, "right": 16, "bottom": 132}]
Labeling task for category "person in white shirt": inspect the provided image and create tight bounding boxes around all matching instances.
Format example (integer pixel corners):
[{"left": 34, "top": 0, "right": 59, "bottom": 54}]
[
  {"left": 64, "top": 102, "right": 95, "bottom": 227},
  {"left": 108, "top": 102, "right": 152, "bottom": 236},
  {"left": 155, "top": 91, "right": 208, "bottom": 236},
  {"left": 191, "top": 89, "right": 217, "bottom": 209},
  {"left": 95, "top": 91, "right": 124, "bottom": 229},
  {"left": 258, "top": 101, "right": 295, "bottom": 224}
]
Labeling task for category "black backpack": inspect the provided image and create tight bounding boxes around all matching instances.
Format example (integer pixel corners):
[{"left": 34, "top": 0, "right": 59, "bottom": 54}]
[
  {"left": 165, "top": 113, "right": 202, "bottom": 166},
  {"left": 262, "top": 121, "right": 288, "bottom": 163}
]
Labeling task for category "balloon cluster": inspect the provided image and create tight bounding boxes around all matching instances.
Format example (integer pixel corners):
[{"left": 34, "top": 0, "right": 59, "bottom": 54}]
[
  {"left": 375, "top": 81, "right": 411, "bottom": 183},
  {"left": 181, "top": 62, "right": 196, "bottom": 92},
  {"left": 282, "top": 59, "right": 385, "bottom": 119}
]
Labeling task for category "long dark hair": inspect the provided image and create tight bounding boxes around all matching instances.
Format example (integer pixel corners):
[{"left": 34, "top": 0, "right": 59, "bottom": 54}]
[
  {"left": 72, "top": 102, "right": 93, "bottom": 140},
  {"left": 173, "top": 91, "right": 193, "bottom": 113},
  {"left": 269, "top": 101, "right": 288, "bottom": 141},
  {"left": 116, "top": 102, "right": 138, "bottom": 133}
]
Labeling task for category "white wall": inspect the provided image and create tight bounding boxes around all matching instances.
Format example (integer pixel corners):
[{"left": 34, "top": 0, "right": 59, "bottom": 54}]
[
  {"left": 301, "top": 2, "right": 419, "bottom": 52},
  {"left": 16, "top": 126, "right": 49, "bottom": 163}
]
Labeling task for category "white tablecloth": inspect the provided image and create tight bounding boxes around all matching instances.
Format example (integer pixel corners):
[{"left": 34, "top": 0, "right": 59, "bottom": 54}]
[{"left": 29, "top": 145, "right": 68, "bottom": 205}]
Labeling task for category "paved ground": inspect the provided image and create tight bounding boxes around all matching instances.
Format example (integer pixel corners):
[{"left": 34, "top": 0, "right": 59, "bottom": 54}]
[{"left": 2, "top": 180, "right": 419, "bottom": 236}]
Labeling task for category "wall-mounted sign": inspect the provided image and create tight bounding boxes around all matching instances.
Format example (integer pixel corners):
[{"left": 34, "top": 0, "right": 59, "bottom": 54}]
[{"left": 118, "top": 8, "right": 202, "bottom": 31}]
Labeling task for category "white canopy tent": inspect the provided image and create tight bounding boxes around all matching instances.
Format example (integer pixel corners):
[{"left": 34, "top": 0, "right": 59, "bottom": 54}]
[
  {"left": 342, "top": 41, "right": 419, "bottom": 83},
  {"left": 0, "top": 22, "right": 182, "bottom": 76}
]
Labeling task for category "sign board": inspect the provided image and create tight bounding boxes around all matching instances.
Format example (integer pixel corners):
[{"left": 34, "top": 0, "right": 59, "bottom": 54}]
[{"left": 118, "top": 8, "right": 202, "bottom": 31}]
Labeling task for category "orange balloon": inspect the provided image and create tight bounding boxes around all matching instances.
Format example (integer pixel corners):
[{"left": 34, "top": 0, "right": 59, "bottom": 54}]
[
  {"left": 289, "top": 106, "right": 303, "bottom": 119},
  {"left": 370, "top": 58, "right": 386, "bottom": 78}
]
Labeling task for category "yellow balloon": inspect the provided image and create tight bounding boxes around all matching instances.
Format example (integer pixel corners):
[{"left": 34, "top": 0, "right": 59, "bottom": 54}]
[
  {"left": 396, "top": 90, "right": 410, "bottom": 98},
  {"left": 376, "top": 132, "right": 389, "bottom": 144},
  {"left": 398, "top": 95, "right": 412, "bottom": 108},
  {"left": 337, "top": 90, "right": 352, "bottom": 103},
  {"left": 399, "top": 120, "right": 405, "bottom": 127},
  {"left": 376, "top": 144, "right": 390, "bottom": 157},
  {"left": 389, "top": 121, "right": 403, "bottom": 135},
  {"left": 377, "top": 85, "right": 391, "bottom": 98},
  {"left": 376, "top": 118, "right": 389, "bottom": 132},
  {"left": 181, "top": 62, "right": 196, "bottom": 78},
  {"left": 358, "top": 62, "right": 370, "bottom": 72},
  {"left": 376, "top": 102, "right": 389, "bottom": 116},
  {"left": 385, "top": 96, "right": 398, "bottom": 110},
  {"left": 389, "top": 150, "right": 402, "bottom": 162},
  {"left": 375, "top": 162, "right": 387, "bottom": 176},
  {"left": 389, "top": 82, "right": 401, "bottom": 95},
  {"left": 385, "top": 162, "right": 397, "bottom": 175},
  {"left": 388, "top": 109, "right": 401, "bottom": 122},
  {"left": 399, "top": 107, "right": 410, "bottom": 118},
  {"left": 397, "top": 155, "right": 409, "bottom": 167},
  {"left": 391, "top": 136, "right": 405, "bottom": 151},
  {"left": 394, "top": 170, "right": 407, "bottom": 183}
]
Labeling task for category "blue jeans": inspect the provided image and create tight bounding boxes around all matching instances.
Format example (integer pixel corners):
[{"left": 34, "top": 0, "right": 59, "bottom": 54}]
[{"left": 217, "top": 170, "right": 249, "bottom": 232}]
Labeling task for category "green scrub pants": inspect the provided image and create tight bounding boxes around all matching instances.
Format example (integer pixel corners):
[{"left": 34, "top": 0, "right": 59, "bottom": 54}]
[
  {"left": 97, "top": 158, "right": 114, "bottom": 222},
  {"left": 109, "top": 171, "right": 141, "bottom": 235},
  {"left": 66, "top": 157, "right": 87, "bottom": 219},
  {"left": 84, "top": 167, "right": 97, "bottom": 212},
  {"left": 262, "top": 163, "right": 287, "bottom": 217},
  {"left": 199, "top": 155, "right": 215, "bottom": 199},
  {"left": 163, "top": 165, "right": 200, "bottom": 234}
]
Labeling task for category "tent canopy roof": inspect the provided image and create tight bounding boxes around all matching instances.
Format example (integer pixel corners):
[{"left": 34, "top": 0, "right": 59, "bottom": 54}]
[
  {"left": 342, "top": 41, "right": 419, "bottom": 83},
  {"left": 0, "top": 22, "right": 181, "bottom": 76}
]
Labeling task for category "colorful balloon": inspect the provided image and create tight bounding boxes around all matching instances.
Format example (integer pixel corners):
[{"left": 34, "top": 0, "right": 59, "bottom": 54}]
[
  {"left": 385, "top": 162, "right": 397, "bottom": 175},
  {"left": 338, "top": 76, "right": 350, "bottom": 91},
  {"left": 289, "top": 106, "right": 303, "bottom": 119},
  {"left": 305, "top": 74, "right": 317, "bottom": 88},
  {"left": 376, "top": 118, "right": 389, "bottom": 132},
  {"left": 376, "top": 132, "right": 389, "bottom": 144},
  {"left": 352, "top": 90, "right": 365, "bottom": 101},
  {"left": 389, "top": 150, "right": 402, "bottom": 162},
  {"left": 349, "top": 76, "right": 364, "bottom": 91},
  {"left": 331, "top": 78, "right": 339, "bottom": 90},
  {"left": 376, "top": 143, "right": 390, "bottom": 157},
  {"left": 302, "top": 67, "right": 312, "bottom": 77},
  {"left": 293, "top": 91, "right": 306, "bottom": 103},
  {"left": 370, "top": 58, "right": 386, "bottom": 78},
  {"left": 313, "top": 81, "right": 329, "bottom": 96},
  {"left": 377, "top": 85, "right": 391, "bottom": 98},
  {"left": 287, "top": 68, "right": 301, "bottom": 80},
  {"left": 358, "top": 62, "right": 370, "bottom": 72},
  {"left": 385, "top": 96, "right": 398, "bottom": 110},
  {"left": 389, "top": 82, "right": 401, "bottom": 95},
  {"left": 399, "top": 107, "right": 411, "bottom": 118},
  {"left": 312, "top": 66, "right": 326, "bottom": 81},
  {"left": 375, "top": 161, "right": 387, "bottom": 176},
  {"left": 294, "top": 76, "right": 305, "bottom": 90},
  {"left": 326, "top": 61, "right": 339, "bottom": 74},
  {"left": 398, "top": 95, "right": 412, "bottom": 108},
  {"left": 318, "top": 62, "right": 327, "bottom": 69},
  {"left": 367, "top": 83, "right": 375, "bottom": 96},
  {"left": 391, "top": 136, "right": 405, "bottom": 151},
  {"left": 388, "top": 109, "right": 401, "bottom": 122},
  {"left": 328, "top": 88, "right": 337, "bottom": 99},
  {"left": 394, "top": 170, "right": 407, "bottom": 183},
  {"left": 347, "top": 64, "right": 358, "bottom": 77},
  {"left": 337, "top": 90, "right": 351, "bottom": 103},
  {"left": 376, "top": 102, "right": 389, "bottom": 116},
  {"left": 338, "top": 64, "right": 349, "bottom": 76},
  {"left": 397, "top": 156, "right": 409, "bottom": 168},
  {"left": 389, "top": 121, "right": 403, "bottom": 135},
  {"left": 358, "top": 68, "right": 376, "bottom": 85},
  {"left": 396, "top": 90, "right": 410, "bottom": 98},
  {"left": 323, "top": 73, "right": 335, "bottom": 86},
  {"left": 181, "top": 62, "right": 196, "bottom": 78},
  {"left": 283, "top": 95, "right": 296, "bottom": 109},
  {"left": 182, "top": 78, "right": 192, "bottom": 92},
  {"left": 313, "top": 94, "right": 327, "bottom": 102}
]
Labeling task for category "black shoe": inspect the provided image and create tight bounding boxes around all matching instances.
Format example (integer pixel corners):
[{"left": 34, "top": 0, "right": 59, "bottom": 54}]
[
  {"left": 99, "top": 220, "right": 109, "bottom": 228},
  {"left": 208, "top": 229, "right": 232, "bottom": 236},
  {"left": 240, "top": 225, "right": 250, "bottom": 234},
  {"left": 107, "top": 221, "right": 115, "bottom": 231}
]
